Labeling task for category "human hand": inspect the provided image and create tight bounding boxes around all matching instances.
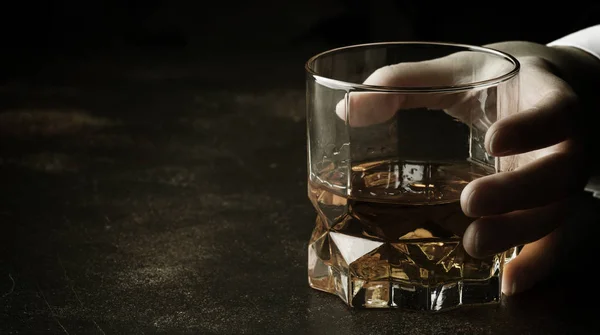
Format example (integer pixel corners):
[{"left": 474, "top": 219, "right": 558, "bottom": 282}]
[{"left": 335, "top": 41, "right": 599, "bottom": 296}]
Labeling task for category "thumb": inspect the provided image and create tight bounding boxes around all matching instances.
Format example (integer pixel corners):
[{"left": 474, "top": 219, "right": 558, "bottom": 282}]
[{"left": 501, "top": 227, "right": 562, "bottom": 296}]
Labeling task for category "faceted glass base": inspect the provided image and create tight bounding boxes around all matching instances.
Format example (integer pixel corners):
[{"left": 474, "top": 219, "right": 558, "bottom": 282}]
[{"left": 308, "top": 216, "right": 517, "bottom": 311}]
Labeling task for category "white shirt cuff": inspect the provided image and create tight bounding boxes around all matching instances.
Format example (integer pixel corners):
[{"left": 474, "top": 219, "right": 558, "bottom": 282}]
[{"left": 547, "top": 24, "right": 600, "bottom": 61}]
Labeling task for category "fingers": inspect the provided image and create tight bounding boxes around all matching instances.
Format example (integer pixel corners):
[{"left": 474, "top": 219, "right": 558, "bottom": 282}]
[
  {"left": 501, "top": 227, "right": 563, "bottom": 296},
  {"left": 334, "top": 51, "right": 509, "bottom": 127},
  {"left": 335, "top": 92, "right": 405, "bottom": 127},
  {"left": 334, "top": 60, "right": 463, "bottom": 127},
  {"left": 335, "top": 90, "right": 472, "bottom": 127},
  {"left": 460, "top": 150, "right": 586, "bottom": 217},
  {"left": 486, "top": 83, "right": 579, "bottom": 157},
  {"left": 462, "top": 198, "right": 569, "bottom": 258}
]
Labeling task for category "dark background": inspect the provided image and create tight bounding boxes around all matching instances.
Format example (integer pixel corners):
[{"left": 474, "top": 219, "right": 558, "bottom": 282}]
[
  {"left": 2, "top": 1, "right": 600, "bottom": 334},
  {"left": 1, "top": 1, "right": 598, "bottom": 86}
]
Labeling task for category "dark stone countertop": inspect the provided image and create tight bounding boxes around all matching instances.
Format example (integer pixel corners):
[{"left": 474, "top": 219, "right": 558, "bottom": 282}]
[{"left": 1, "top": 48, "right": 600, "bottom": 335}]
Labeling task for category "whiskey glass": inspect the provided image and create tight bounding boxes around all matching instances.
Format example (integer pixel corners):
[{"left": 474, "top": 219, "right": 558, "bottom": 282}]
[{"left": 306, "top": 42, "right": 520, "bottom": 311}]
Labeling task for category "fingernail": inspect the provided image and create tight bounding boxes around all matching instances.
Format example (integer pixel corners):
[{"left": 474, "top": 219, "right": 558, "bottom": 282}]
[
  {"left": 473, "top": 229, "right": 481, "bottom": 255},
  {"left": 335, "top": 99, "right": 347, "bottom": 120},
  {"left": 488, "top": 130, "right": 511, "bottom": 156},
  {"left": 466, "top": 189, "right": 478, "bottom": 217},
  {"left": 471, "top": 228, "right": 492, "bottom": 258},
  {"left": 502, "top": 280, "right": 514, "bottom": 296},
  {"left": 502, "top": 277, "right": 518, "bottom": 296}
]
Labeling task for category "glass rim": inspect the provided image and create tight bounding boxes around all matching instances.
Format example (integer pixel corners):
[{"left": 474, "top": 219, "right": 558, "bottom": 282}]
[{"left": 305, "top": 41, "right": 520, "bottom": 93}]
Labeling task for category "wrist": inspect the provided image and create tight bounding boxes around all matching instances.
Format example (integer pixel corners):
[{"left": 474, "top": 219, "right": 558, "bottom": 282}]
[
  {"left": 486, "top": 41, "right": 600, "bottom": 171},
  {"left": 486, "top": 41, "right": 600, "bottom": 113},
  {"left": 541, "top": 45, "right": 600, "bottom": 173},
  {"left": 546, "top": 45, "right": 600, "bottom": 94},
  {"left": 485, "top": 41, "right": 600, "bottom": 90}
]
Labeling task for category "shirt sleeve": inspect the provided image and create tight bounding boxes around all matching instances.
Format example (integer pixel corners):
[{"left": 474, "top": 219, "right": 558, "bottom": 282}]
[{"left": 547, "top": 24, "right": 600, "bottom": 61}]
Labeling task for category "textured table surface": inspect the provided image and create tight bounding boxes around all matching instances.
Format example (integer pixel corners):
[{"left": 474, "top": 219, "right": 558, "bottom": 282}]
[{"left": 1, "top": 47, "right": 600, "bottom": 334}]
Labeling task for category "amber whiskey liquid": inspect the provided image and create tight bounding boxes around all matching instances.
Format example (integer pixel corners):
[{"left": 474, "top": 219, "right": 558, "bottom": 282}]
[{"left": 308, "top": 159, "right": 517, "bottom": 311}]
